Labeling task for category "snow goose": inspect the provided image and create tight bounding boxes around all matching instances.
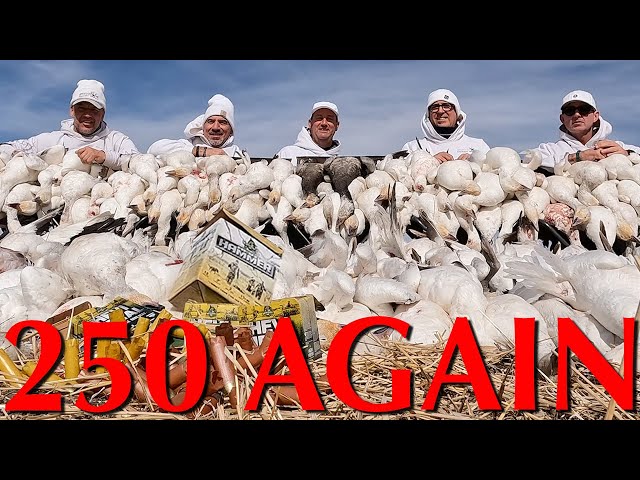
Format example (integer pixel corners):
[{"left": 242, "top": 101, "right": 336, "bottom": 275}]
[
  {"left": 617, "top": 179, "right": 640, "bottom": 216},
  {"left": 20, "top": 265, "right": 73, "bottom": 321},
  {"left": 321, "top": 191, "right": 341, "bottom": 233},
  {"left": 485, "top": 146, "right": 522, "bottom": 172},
  {"left": 154, "top": 189, "right": 184, "bottom": 246},
  {"left": 0, "top": 285, "right": 29, "bottom": 360},
  {"left": 301, "top": 267, "right": 356, "bottom": 310},
  {"left": 520, "top": 149, "right": 543, "bottom": 171},
  {"left": 483, "top": 294, "right": 556, "bottom": 373},
  {"left": 497, "top": 199, "right": 524, "bottom": 242},
  {"left": 305, "top": 229, "right": 350, "bottom": 270},
  {"left": 417, "top": 265, "right": 489, "bottom": 339},
  {"left": 316, "top": 302, "right": 376, "bottom": 352},
  {"left": 158, "top": 150, "right": 196, "bottom": 170},
  {"left": 12, "top": 200, "right": 38, "bottom": 217},
  {"left": 345, "top": 239, "right": 377, "bottom": 277},
  {"left": 124, "top": 251, "right": 183, "bottom": 304},
  {"left": 391, "top": 299, "right": 453, "bottom": 345},
  {"left": 264, "top": 196, "right": 293, "bottom": 244},
  {"left": 341, "top": 207, "right": 367, "bottom": 239},
  {"left": 364, "top": 169, "right": 395, "bottom": 192},
  {"left": 60, "top": 148, "right": 91, "bottom": 176},
  {"left": 407, "top": 150, "right": 441, "bottom": 193},
  {"left": 567, "top": 160, "right": 608, "bottom": 191},
  {"left": 146, "top": 166, "right": 179, "bottom": 221},
  {"left": 591, "top": 180, "right": 638, "bottom": 242},
  {"left": 267, "top": 158, "right": 296, "bottom": 204},
  {"left": 434, "top": 160, "right": 480, "bottom": 195},
  {"left": 176, "top": 183, "right": 210, "bottom": 231},
  {"left": 279, "top": 174, "right": 305, "bottom": 209},
  {"left": 475, "top": 205, "right": 502, "bottom": 243},
  {"left": 450, "top": 191, "right": 481, "bottom": 251},
  {"left": 583, "top": 206, "right": 618, "bottom": 250},
  {"left": 69, "top": 195, "right": 93, "bottom": 223},
  {"left": 90, "top": 180, "right": 114, "bottom": 208},
  {"left": 39, "top": 144, "right": 66, "bottom": 166},
  {"left": 376, "top": 256, "right": 408, "bottom": 279},
  {"left": 599, "top": 153, "right": 640, "bottom": 184},
  {"left": 472, "top": 171, "right": 507, "bottom": 207},
  {"left": 516, "top": 186, "right": 550, "bottom": 226},
  {"left": 59, "top": 170, "right": 100, "bottom": 224},
  {"left": 229, "top": 160, "right": 274, "bottom": 201},
  {"left": 143, "top": 165, "right": 175, "bottom": 203},
  {"left": 532, "top": 295, "right": 614, "bottom": 355},
  {"left": 353, "top": 274, "right": 420, "bottom": 317},
  {"left": 544, "top": 175, "right": 590, "bottom": 227},
  {"left": 268, "top": 239, "right": 322, "bottom": 298},
  {"left": 498, "top": 163, "right": 536, "bottom": 195},
  {"left": 59, "top": 232, "right": 147, "bottom": 300},
  {"left": 233, "top": 195, "right": 264, "bottom": 230},
  {"left": 4, "top": 182, "right": 39, "bottom": 212},
  {"left": 347, "top": 176, "right": 368, "bottom": 204},
  {"left": 35, "top": 164, "right": 63, "bottom": 205},
  {"left": 218, "top": 172, "right": 242, "bottom": 204},
  {"left": 0, "top": 151, "right": 8, "bottom": 169},
  {"left": 2, "top": 205, "right": 24, "bottom": 233},
  {"left": 125, "top": 153, "right": 159, "bottom": 191},
  {"left": 0, "top": 247, "right": 27, "bottom": 273},
  {"left": 505, "top": 246, "right": 639, "bottom": 339},
  {"left": 0, "top": 153, "right": 41, "bottom": 209},
  {"left": 409, "top": 190, "right": 459, "bottom": 241}
]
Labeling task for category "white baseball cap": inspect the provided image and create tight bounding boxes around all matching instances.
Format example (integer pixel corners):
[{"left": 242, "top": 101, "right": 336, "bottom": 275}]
[
  {"left": 561, "top": 90, "right": 597, "bottom": 111},
  {"left": 70, "top": 79, "right": 106, "bottom": 110},
  {"left": 311, "top": 101, "right": 339, "bottom": 119}
]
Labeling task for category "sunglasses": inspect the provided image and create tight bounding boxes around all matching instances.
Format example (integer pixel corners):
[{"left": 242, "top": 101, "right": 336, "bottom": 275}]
[
  {"left": 429, "top": 103, "right": 454, "bottom": 113},
  {"left": 561, "top": 105, "right": 594, "bottom": 116}
]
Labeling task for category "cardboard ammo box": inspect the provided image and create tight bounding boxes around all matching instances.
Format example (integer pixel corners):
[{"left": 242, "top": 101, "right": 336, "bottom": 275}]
[
  {"left": 169, "top": 208, "right": 283, "bottom": 311},
  {"left": 69, "top": 297, "right": 168, "bottom": 338},
  {"left": 182, "top": 294, "right": 322, "bottom": 360}
]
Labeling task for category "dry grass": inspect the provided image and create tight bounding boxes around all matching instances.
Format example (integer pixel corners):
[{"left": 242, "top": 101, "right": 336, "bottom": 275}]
[{"left": 1, "top": 334, "right": 637, "bottom": 420}]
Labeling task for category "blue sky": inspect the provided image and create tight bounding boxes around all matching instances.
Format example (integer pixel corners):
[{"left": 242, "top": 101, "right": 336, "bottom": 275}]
[{"left": 1, "top": 60, "right": 640, "bottom": 158}]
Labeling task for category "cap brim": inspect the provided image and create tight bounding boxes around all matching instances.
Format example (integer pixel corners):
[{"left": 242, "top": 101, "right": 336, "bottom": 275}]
[
  {"left": 311, "top": 107, "right": 339, "bottom": 118},
  {"left": 561, "top": 100, "right": 596, "bottom": 110},
  {"left": 71, "top": 99, "right": 104, "bottom": 109}
]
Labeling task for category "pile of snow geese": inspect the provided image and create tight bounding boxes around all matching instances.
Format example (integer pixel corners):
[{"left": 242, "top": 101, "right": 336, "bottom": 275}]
[{"left": 2, "top": 144, "right": 640, "bottom": 375}]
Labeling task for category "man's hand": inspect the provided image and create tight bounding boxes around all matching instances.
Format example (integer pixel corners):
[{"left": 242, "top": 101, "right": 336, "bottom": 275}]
[
  {"left": 577, "top": 148, "right": 606, "bottom": 162},
  {"left": 434, "top": 151, "right": 454, "bottom": 162},
  {"left": 77, "top": 146, "right": 106, "bottom": 164},
  {"left": 457, "top": 153, "right": 471, "bottom": 161},
  {"left": 594, "top": 140, "right": 627, "bottom": 157},
  {"left": 202, "top": 146, "right": 226, "bottom": 157}
]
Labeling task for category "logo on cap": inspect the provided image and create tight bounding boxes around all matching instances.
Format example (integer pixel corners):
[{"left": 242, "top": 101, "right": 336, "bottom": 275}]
[
  {"left": 444, "top": 95, "right": 450, "bottom": 100},
  {"left": 572, "top": 94, "right": 578, "bottom": 98},
  {"left": 79, "top": 92, "right": 100, "bottom": 100}
]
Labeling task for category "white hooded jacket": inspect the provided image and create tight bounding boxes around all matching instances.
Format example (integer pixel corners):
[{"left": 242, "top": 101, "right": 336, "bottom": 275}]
[
  {"left": 402, "top": 110, "right": 490, "bottom": 159},
  {"left": 0, "top": 119, "right": 138, "bottom": 171},
  {"left": 275, "top": 126, "right": 341, "bottom": 167},
  {"left": 524, "top": 116, "right": 640, "bottom": 170},
  {"left": 147, "top": 114, "right": 243, "bottom": 158}
]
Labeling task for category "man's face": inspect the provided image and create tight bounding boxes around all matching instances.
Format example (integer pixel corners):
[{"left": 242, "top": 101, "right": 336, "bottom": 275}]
[
  {"left": 560, "top": 102, "right": 598, "bottom": 137},
  {"left": 203, "top": 115, "right": 232, "bottom": 147},
  {"left": 428, "top": 101, "right": 457, "bottom": 128},
  {"left": 308, "top": 108, "right": 339, "bottom": 146},
  {"left": 71, "top": 102, "right": 105, "bottom": 136}
]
